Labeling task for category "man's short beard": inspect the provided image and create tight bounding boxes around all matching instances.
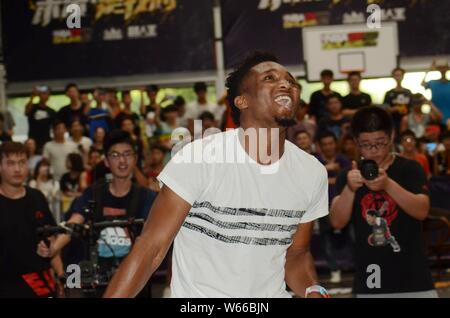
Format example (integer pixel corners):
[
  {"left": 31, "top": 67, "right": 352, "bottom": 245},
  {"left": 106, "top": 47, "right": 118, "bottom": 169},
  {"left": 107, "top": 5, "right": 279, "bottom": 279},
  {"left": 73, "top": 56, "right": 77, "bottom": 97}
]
[{"left": 275, "top": 117, "right": 296, "bottom": 127}]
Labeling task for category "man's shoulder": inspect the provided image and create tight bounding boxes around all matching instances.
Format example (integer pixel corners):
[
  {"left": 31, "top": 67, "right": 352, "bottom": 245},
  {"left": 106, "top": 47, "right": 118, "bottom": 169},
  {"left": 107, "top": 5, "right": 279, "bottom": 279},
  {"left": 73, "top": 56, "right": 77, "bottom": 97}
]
[
  {"left": 394, "top": 155, "right": 423, "bottom": 173},
  {"left": 24, "top": 186, "right": 47, "bottom": 202},
  {"left": 57, "top": 105, "right": 70, "bottom": 113}
]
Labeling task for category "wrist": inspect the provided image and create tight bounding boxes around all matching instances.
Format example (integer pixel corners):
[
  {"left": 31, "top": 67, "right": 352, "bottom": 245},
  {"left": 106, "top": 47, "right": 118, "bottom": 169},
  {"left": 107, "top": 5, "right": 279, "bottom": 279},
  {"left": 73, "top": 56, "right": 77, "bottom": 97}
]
[
  {"left": 345, "top": 184, "right": 356, "bottom": 194},
  {"left": 384, "top": 177, "right": 395, "bottom": 192},
  {"left": 305, "top": 285, "right": 329, "bottom": 298}
]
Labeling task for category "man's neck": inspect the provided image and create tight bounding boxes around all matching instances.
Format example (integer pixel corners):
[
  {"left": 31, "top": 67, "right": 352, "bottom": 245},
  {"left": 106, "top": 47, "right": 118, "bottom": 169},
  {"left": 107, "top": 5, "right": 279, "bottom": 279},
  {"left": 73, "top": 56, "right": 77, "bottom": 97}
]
[
  {"left": 70, "top": 100, "right": 81, "bottom": 109},
  {"left": 239, "top": 121, "right": 286, "bottom": 165},
  {"left": 0, "top": 183, "right": 25, "bottom": 199},
  {"left": 72, "top": 135, "right": 82, "bottom": 143},
  {"left": 378, "top": 152, "right": 395, "bottom": 170},
  {"left": 401, "top": 150, "right": 416, "bottom": 159},
  {"left": 198, "top": 98, "right": 207, "bottom": 105},
  {"left": 151, "top": 162, "right": 164, "bottom": 171},
  {"left": 323, "top": 153, "right": 336, "bottom": 162},
  {"left": 109, "top": 177, "right": 132, "bottom": 197},
  {"left": 54, "top": 136, "right": 65, "bottom": 143},
  {"left": 350, "top": 89, "right": 361, "bottom": 95},
  {"left": 322, "top": 85, "right": 331, "bottom": 93},
  {"left": 395, "top": 83, "right": 403, "bottom": 90},
  {"left": 330, "top": 113, "right": 343, "bottom": 120}
]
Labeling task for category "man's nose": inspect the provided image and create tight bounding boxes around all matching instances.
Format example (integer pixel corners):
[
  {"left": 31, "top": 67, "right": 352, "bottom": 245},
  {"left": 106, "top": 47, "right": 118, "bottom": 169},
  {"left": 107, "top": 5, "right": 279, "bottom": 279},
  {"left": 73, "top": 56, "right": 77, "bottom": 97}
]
[{"left": 278, "top": 79, "right": 290, "bottom": 89}]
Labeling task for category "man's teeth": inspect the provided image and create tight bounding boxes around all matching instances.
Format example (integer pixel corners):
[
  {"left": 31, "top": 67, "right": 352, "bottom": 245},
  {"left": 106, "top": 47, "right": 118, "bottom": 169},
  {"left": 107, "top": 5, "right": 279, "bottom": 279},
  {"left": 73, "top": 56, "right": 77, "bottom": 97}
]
[{"left": 274, "top": 95, "right": 292, "bottom": 107}]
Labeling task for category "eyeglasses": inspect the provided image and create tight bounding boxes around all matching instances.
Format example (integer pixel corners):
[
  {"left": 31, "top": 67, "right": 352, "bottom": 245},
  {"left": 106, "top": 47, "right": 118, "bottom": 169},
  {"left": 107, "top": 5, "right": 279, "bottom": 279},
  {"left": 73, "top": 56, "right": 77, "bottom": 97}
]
[
  {"left": 357, "top": 140, "right": 390, "bottom": 151},
  {"left": 107, "top": 151, "right": 136, "bottom": 160}
]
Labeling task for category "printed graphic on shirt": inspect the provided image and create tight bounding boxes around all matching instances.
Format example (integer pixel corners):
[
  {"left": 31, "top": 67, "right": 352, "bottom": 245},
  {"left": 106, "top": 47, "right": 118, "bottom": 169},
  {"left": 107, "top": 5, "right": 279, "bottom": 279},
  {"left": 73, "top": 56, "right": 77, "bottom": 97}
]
[
  {"left": 21, "top": 269, "right": 55, "bottom": 297},
  {"left": 360, "top": 192, "right": 401, "bottom": 253},
  {"left": 97, "top": 226, "right": 132, "bottom": 258},
  {"left": 182, "top": 201, "right": 306, "bottom": 246}
]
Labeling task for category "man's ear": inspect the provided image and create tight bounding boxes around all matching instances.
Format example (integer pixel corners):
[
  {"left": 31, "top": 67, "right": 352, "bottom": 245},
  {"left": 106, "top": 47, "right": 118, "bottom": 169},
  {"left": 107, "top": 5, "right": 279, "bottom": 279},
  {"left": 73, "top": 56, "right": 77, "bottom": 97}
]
[
  {"left": 104, "top": 158, "right": 110, "bottom": 169},
  {"left": 234, "top": 95, "right": 248, "bottom": 111}
]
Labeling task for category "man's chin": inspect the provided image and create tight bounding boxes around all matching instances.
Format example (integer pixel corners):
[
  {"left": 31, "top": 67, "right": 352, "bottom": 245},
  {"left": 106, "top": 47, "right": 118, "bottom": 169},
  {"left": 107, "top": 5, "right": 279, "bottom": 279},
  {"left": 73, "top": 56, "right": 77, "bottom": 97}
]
[{"left": 275, "top": 117, "right": 296, "bottom": 127}]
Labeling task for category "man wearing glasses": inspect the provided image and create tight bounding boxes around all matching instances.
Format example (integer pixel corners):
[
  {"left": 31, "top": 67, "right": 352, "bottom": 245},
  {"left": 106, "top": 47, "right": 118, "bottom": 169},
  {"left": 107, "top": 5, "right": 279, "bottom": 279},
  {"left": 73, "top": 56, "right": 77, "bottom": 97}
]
[
  {"left": 37, "top": 130, "right": 157, "bottom": 296},
  {"left": 330, "top": 106, "right": 436, "bottom": 298}
]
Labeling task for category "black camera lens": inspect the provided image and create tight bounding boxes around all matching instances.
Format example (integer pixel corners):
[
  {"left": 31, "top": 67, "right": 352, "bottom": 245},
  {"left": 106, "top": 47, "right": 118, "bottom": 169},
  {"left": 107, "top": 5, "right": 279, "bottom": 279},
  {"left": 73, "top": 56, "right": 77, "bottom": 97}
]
[{"left": 359, "top": 159, "right": 379, "bottom": 181}]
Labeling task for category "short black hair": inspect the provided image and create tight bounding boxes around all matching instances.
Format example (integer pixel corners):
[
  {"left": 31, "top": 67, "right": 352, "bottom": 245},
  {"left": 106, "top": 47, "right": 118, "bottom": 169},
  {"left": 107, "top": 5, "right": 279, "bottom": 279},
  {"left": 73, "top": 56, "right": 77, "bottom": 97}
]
[
  {"left": 199, "top": 111, "right": 215, "bottom": 121},
  {"left": 347, "top": 71, "right": 362, "bottom": 80},
  {"left": 52, "top": 120, "right": 66, "bottom": 130},
  {"left": 317, "top": 130, "right": 338, "bottom": 143},
  {"left": 89, "top": 147, "right": 102, "bottom": 157},
  {"left": 351, "top": 106, "right": 394, "bottom": 138},
  {"left": 400, "top": 129, "right": 416, "bottom": 140},
  {"left": 147, "top": 85, "right": 159, "bottom": 93},
  {"left": 151, "top": 143, "right": 168, "bottom": 154},
  {"left": 225, "top": 52, "right": 279, "bottom": 126},
  {"left": 294, "top": 130, "right": 311, "bottom": 139},
  {"left": 67, "top": 153, "right": 84, "bottom": 173},
  {"left": 65, "top": 83, "right": 78, "bottom": 92},
  {"left": 103, "top": 130, "right": 136, "bottom": 156},
  {"left": 392, "top": 67, "right": 406, "bottom": 75},
  {"left": 174, "top": 96, "right": 186, "bottom": 107},
  {"left": 326, "top": 93, "right": 342, "bottom": 104},
  {"left": 194, "top": 82, "right": 207, "bottom": 93},
  {"left": 320, "top": 69, "right": 334, "bottom": 78},
  {"left": 122, "top": 90, "right": 131, "bottom": 97}
]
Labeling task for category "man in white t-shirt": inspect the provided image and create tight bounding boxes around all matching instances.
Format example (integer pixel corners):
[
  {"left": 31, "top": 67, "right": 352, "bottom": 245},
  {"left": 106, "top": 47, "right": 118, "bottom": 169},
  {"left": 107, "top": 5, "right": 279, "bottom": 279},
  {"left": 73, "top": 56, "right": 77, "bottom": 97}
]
[
  {"left": 185, "top": 82, "right": 225, "bottom": 133},
  {"left": 42, "top": 121, "right": 79, "bottom": 180},
  {"left": 104, "top": 53, "right": 329, "bottom": 298}
]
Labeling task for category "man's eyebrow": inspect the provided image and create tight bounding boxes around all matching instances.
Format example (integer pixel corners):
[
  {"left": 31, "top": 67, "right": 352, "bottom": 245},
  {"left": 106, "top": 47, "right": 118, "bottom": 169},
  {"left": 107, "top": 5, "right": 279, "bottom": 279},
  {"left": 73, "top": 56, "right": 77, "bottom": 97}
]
[{"left": 261, "top": 68, "right": 278, "bottom": 74}]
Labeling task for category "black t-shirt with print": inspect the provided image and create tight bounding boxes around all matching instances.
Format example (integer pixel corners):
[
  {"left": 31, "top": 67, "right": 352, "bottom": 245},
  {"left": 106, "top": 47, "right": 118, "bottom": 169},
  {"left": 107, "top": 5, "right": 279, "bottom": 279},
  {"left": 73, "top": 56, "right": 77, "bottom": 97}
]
[
  {"left": 60, "top": 172, "right": 80, "bottom": 193},
  {"left": 335, "top": 156, "right": 434, "bottom": 294},
  {"left": 0, "top": 187, "right": 56, "bottom": 298},
  {"left": 342, "top": 92, "right": 372, "bottom": 110},
  {"left": 27, "top": 104, "right": 56, "bottom": 149}
]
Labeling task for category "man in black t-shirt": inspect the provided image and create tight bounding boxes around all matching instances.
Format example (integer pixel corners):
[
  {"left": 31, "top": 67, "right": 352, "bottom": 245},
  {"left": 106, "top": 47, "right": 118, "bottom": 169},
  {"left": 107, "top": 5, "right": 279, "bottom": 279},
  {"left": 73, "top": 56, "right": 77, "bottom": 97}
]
[
  {"left": 24, "top": 86, "right": 56, "bottom": 152},
  {"left": 383, "top": 68, "right": 412, "bottom": 140},
  {"left": 342, "top": 72, "right": 372, "bottom": 117},
  {"left": 56, "top": 83, "right": 88, "bottom": 130},
  {"left": 0, "top": 142, "right": 64, "bottom": 298},
  {"left": 309, "top": 69, "right": 342, "bottom": 123},
  {"left": 330, "top": 107, "right": 436, "bottom": 297}
]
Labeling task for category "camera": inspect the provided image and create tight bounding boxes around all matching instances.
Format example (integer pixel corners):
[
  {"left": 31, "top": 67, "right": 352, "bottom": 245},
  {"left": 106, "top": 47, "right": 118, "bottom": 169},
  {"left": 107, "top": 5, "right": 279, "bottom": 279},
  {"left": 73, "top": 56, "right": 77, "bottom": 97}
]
[{"left": 358, "top": 159, "right": 379, "bottom": 180}]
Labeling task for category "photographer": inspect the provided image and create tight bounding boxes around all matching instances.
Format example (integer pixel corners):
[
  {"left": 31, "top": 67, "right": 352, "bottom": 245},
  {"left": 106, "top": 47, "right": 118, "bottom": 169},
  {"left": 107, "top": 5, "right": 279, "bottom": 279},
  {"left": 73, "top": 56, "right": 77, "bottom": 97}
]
[
  {"left": 36, "top": 130, "right": 157, "bottom": 296},
  {"left": 330, "top": 106, "right": 436, "bottom": 298}
]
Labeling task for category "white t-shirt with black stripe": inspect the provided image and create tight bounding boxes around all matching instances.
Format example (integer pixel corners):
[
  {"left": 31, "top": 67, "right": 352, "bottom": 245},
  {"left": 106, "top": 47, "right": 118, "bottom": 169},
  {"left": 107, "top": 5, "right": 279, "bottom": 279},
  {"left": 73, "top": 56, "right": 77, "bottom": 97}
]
[{"left": 157, "top": 129, "right": 329, "bottom": 298}]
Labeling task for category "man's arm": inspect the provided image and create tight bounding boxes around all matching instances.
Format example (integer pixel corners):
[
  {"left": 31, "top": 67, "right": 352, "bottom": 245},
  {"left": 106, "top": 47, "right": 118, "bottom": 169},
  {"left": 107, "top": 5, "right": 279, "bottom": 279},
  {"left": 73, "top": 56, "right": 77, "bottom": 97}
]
[
  {"left": 25, "top": 88, "right": 37, "bottom": 116},
  {"left": 384, "top": 178, "right": 430, "bottom": 221},
  {"left": 364, "top": 168, "right": 430, "bottom": 221},
  {"left": 330, "top": 161, "right": 362, "bottom": 230},
  {"left": 36, "top": 213, "right": 85, "bottom": 258},
  {"left": 103, "top": 185, "right": 191, "bottom": 298},
  {"left": 285, "top": 222, "right": 321, "bottom": 298}
]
